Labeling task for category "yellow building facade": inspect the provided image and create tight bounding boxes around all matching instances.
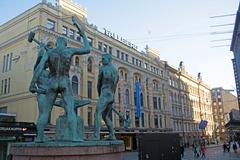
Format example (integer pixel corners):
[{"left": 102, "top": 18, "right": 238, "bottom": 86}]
[
  {"left": 0, "top": 0, "right": 215, "bottom": 151},
  {"left": 166, "top": 62, "right": 214, "bottom": 145}
]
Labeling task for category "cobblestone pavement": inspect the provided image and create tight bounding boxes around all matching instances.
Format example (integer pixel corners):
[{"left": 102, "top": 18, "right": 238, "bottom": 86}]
[{"left": 182, "top": 145, "right": 240, "bottom": 160}]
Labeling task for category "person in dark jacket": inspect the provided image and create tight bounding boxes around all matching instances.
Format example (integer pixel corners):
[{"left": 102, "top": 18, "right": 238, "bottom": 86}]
[{"left": 180, "top": 144, "right": 185, "bottom": 158}]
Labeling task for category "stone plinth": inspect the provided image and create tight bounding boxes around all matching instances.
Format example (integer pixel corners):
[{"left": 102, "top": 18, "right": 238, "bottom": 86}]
[
  {"left": 10, "top": 141, "right": 125, "bottom": 160},
  {"left": 56, "top": 115, "right": 84, "bottom": 141}
]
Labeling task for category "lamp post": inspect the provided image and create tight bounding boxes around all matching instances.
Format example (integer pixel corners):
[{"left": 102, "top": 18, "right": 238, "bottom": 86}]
[{"left": 197, "top": 73, "right": 205, "bottom": 144}]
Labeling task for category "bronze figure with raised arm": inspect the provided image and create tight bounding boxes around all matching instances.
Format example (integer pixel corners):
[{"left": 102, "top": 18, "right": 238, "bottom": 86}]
[{"left": 29, "top": 15, "right": 90, "bottom": 142}]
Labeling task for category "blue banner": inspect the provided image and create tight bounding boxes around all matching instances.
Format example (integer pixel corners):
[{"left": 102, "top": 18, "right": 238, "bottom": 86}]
[
  {"left": 199, "top": 120, "right": 208, "bottom": 129},
  {"left": 135, "top": 80, "right": 141, "bottom": 118}
]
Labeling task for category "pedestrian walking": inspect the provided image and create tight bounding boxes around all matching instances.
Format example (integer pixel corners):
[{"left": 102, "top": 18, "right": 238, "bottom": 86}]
[
  {"left": 193, "top": 144, "right": 200, "bottom": 158},
  {"left": 233, "top": 142, "right": 238, "bottom": 153},
  {"left": 180, "top": 144, "right": 185, "bottom": 158},
  {"left": 223, "top": 143, "right": 227, "bottom": 152},
  {"left": 226, "top": 142, "right": 230, "bottom": 152},
  {"left": 200, "top": 144, "right": 206, "bottom": 158},
  {"left": 192, "top": 144, "right": 198, "bottom": 158}
]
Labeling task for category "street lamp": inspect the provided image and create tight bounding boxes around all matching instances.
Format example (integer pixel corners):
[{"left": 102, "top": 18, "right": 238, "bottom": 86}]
[{"left": 197, "top": 72, "right": 205, "bottom": 144}]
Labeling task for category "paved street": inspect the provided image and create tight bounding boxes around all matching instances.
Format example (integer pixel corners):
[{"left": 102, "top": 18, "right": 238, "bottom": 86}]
[
  {"left": 123, "top": 145, "right": 240, "bottom": 160},
  {"left": 182, "top": 145, "right": 240, "bottom": 160}
]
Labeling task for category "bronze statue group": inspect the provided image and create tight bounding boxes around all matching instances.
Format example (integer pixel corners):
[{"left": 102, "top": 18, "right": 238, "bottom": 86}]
[{"left": 28, "top": 16, "right": 119, "bottom": 143}]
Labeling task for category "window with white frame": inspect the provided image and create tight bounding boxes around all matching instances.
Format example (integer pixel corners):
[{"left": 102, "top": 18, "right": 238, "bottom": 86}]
[
  {"left": 2, "top": 53, "right": 12, "bottom": 73},
  {"left": 46, "top": 19, "right": 55, "bottom": 31}
]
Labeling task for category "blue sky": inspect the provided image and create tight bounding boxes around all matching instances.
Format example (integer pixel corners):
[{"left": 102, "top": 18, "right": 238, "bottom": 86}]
[{"left": 0, "top": 0, "right": 239, "bottom": 93}]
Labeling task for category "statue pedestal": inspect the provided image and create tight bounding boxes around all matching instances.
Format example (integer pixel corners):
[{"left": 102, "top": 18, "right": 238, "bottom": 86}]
[
  {"left": 56, "top": 115, "right": 84, "bottom": 141},
  {"left": 10, "top": 141, "right": 125, "bottom": 160}
]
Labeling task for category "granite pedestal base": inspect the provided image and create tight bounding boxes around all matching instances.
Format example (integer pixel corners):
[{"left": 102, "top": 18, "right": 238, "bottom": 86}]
[{"left": 10, "top": 141, "right": 124, "bottom": 160}]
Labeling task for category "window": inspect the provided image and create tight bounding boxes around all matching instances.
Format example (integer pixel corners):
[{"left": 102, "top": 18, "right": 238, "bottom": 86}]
[
  {"left": 76, "top": 32, "right": 82, "bottom": 42},
  {"left": 121, "top": 52, "right": 124, "bottom": 60},
  {"left": 146, "top": 78, "right": 148, "bottom": 89},
  {"left": 109, "top": 46, "right": 112, "bottom": 54},
  {"left": 98, "top": 42, "right": 102, "bottom": 51},
  {"left": 125, "top": 89, "right": 130, "bottom": 104},
  {"left": 154, "top": 115, "right": 158, "bottom": 128},
  {"left": 46, "top": 19, "right": 55, "bottom": 31},
  {"left": 88, "top": 37, "right": 93, "bottom": 47},
  {"left": 139, "top": 60, "right": 142, "bottom": 67},
  {"left": 4, "top": 79, "right": 7, "bottom": 94},
  {"left": 7, "top": 78, "right": 10, "bottom": 93},
  {"left": 153, "top": 97, "right": 157, "bottom": 109},
  {"left": 144, "top": 63, "right": 148, "bottom": 69},
  {"left": 62, "top": 26, "right": 68, "bottom": 36},
  {"left": 136, "top": 59, "right": 138, "bottom": 66},
  {"left": 159, "top": 115, "right": 163, "bottom": 128},
  {"left": 147, "top": 95, "right": 149, "bottom": 108},
  {"left": 158, "top": 97, "right": 162, "bottom": 109},
  {"left": 5, "top": 54, "right": 9, "bottom": 72},
  {"left": 132, "top": 57, "right": 135, "bottom": 64},
  {"left": 141, "top": 113, "right": 145, "bottom": 127},
  {"left": 120, "top": 71, "right": 123, "bottom": 78},
  {"left": 9, "top": 53, "right": 12, "bottom": 71},
  {"left": 2, "top": 53, "right": 12, "bottom": 73},
  {"left": 140, "top": 93, "right": 144, "bottom": 107},
  {"left": 135, "top": 115, "right": 140, "bottom": 127},
  {"left": 87, "top": 107, "right": 93, "bottom": 126},
  {"left": 87, "top": 58, "right": 93, "bottom": 72},
  {"left": 118, "top": 88, "right": 121, "bottom": 103},
  {"left": 125, "top": 54, "right": 128, "bottom": 62},
  {"left": 2, "top": 55, "right": 5, "bottom": 73},
  {"left": 103, "top": 44, "right": 107, "bottom": 53},
  {"left": 125, "top": 73, "right": 128, "bottom": 81},
  {"left": 0, "top": 107, "right": 7, "bottom": 113},
  {"left": 117, "top": 50, "right": 120, "bottom": 58},
  {"left": 87, "top": 81, "right": 92, "bottom": 99},
  {"left": 69, "top": 29, "right": 74, "bottom": 39},
  {"left": 72, "top": 76, "right": 78, "bottom": 96},
  {"left": 75, "top": 56, "right": 79, "bottom": 66}
]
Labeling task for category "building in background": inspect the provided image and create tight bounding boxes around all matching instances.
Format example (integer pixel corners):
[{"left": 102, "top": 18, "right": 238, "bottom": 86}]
[
  {"left": 211, "top": 87, "right": 238, "bottom": 142},
  {"left": 0, "top": 0, "right": 215, "bottom": 154},
  {"left": 231, "top": 2, "right": 240, "bottom": 110},
  {"left": 167, "top": 62, "right": 214, "bottom": 145}
]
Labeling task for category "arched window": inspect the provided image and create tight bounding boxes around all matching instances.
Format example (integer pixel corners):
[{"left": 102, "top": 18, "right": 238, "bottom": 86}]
[
  {"left": 87, "top": 58, "right": 93, "bottom": 72},
  {"left": 72, "top": 75, "right": 79, "bottom": 95},
  {"left": 124, "top": 73, "right": 128, "bottom": 81},
  {"left": 120, "top": 70, "right": 123, "bottom": 79},
  {"left": 125, "top": 89, "right": 130, "bottom": 104},
  {"left": 75, "top": 56, "right": 79, "bottom": 66}
]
